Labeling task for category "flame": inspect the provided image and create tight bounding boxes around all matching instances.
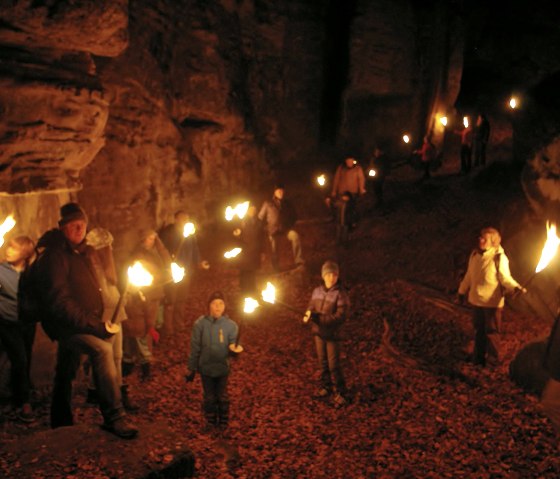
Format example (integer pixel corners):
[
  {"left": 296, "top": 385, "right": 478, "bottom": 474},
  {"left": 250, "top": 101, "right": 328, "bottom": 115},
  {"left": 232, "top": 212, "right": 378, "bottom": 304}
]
[
  {"left": 439, "top": 116, "right": 448, "bottom": 126},
  {"left": 261, "top": 282, "right": 276, "bottom": 304},
  {"left": 224, "top": 247, "right": 242, "bottom": 259},
  {"left": 509, "top": 97, "right": 518, "bottom": 109},
  {"left": 243, "top": 297, "right": 259, "bottom": 314},
  {"left": 403, "top": 134, "right": 410, "bottom": 144},
  {"left": 183, "top": 222, "right": 196, "bottom": 238},
  {"left": 317, "top": 174, "right": 326, "bottom": 187},
  {"left": 127, "top": 261, "right": 154, "bottom": 287},
  {"left": 0, "top": 215, "right": 16, "bottom": 247},
  {"left": 535, "top": 222, "right": 560, "bottom": 273},
  {"left": 225, "top": 201, "right": 250, "bottom": 221},
  {"left": 463, "top": 116, "right": 469, "bottom": 128},
  {"left": 368, "top": 169, "right": 376, "bottom": 177},
  {"left": 171, "top": 262, "right": 185, "bottom": 283}
]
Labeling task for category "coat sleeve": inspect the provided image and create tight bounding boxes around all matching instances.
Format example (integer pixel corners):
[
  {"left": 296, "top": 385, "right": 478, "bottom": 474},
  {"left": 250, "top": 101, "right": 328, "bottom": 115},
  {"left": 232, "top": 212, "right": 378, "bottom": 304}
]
[
  {"left": 358, "top": 167, "right": 366, "bottom": 194},
  {"left": 228, "top": 320, "right": 239, "bottom": 346},
  {"left": 497, "top": 254, "right": 521, "bottom": 292},
  {"left": 188, "top": 318, "right": 203, "bottom": 372},
  {"left": 40, "top": 249, "right": 107, "bottom": 338},
  {"left": 458, "top": 252, "right": 474, "bottom": 295}
]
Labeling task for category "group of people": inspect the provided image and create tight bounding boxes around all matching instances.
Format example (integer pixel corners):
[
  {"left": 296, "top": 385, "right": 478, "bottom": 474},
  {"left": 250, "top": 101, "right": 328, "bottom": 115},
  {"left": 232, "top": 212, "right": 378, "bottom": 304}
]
[{"left": 455, "top": 113, "right": 491, "bottom": 175}]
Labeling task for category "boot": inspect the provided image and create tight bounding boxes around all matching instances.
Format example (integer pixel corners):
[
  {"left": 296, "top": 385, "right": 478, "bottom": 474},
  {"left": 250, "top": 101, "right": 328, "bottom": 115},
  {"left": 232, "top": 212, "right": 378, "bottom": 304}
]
[
  {"left": 121, "top": 385, "right": 139, "bottom": 412},
  {"left": 102, "top": 416, "right": 138, "bottom": 439},
  {"left": 140, "top": 362, "right": 151, "bottom": 382}
]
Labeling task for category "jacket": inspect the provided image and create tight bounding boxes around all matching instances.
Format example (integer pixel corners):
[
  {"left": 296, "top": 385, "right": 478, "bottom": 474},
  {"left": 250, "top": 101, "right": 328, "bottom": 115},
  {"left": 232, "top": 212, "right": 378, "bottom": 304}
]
[
  {"left": 331, "top": 164, "right": 366, "bottom": 197},
  {"left": 188, "top": 314, "right": 238, "bottom": 377},
  {"left": 258, "top": 197, "right": 297, "bottom": 235},
  {"left": 34, "top": 229, "right": 108, "bottom": 341},
  {"left": 307, "top": 282, "right": 350, "bottom": 340},
  {"left": 458, "top": 245, "right": 521, "bottom": 308},
  {"left": 0, "top": 262, "right": 20, "bottom": 323}
]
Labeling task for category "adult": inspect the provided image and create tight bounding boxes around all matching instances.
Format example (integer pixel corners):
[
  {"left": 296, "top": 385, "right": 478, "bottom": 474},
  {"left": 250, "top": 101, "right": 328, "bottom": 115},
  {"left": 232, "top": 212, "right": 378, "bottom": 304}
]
[
  {"left": 455, "top": 121, "right": 473, "bottom": 174},
  {"left": 158, "top": 210, "right": 209, "bottom": 339},
  {"left": 367, "top": 146, "right": 390, "bottom": 208},
  {"left": 0, "top": 235, "right": 36, "bottom": 422},
  {"left": 258, "top": 184, "right": 303, "bottom": 271},
  {"left": 413, "top": 135, "right": 436, "bottom": 180},
  {"left": 34, "top": 202, "right": 137, "bottom": 438},
  {"left": 330, "top": 156, "right": 366, "bottom": 199},
  {"left": 233, "top": 203, "right": 263, "bottom": 295}
]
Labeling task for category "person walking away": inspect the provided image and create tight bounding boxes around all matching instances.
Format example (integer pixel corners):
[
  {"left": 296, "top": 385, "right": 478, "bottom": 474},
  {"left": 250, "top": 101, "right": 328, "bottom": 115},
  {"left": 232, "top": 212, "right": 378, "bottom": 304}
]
[
  {"left": 457, "top": 227, "right": 525, "bottom": 367},
  {"left": 33, "top": 202, "right": 137, "bottom": 438},
  {"left": 303, "top": 260, "right": 350, "bottom": 407},
  {"left": 258, "top": 184, "right": 304, "bottom": 271},
  {"left": 0, "top": 235, "right": 36, "bottom": 422},
  {"left": 186, "top": 291, "right": 239, "bottom": 429}
]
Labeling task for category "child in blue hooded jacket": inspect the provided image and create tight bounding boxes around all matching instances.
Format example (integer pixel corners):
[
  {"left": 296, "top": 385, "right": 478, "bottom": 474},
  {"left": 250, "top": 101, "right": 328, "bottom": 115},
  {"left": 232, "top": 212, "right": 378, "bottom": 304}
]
[{"left": 186, "top": 291, "right": 239, "bottom": 428}]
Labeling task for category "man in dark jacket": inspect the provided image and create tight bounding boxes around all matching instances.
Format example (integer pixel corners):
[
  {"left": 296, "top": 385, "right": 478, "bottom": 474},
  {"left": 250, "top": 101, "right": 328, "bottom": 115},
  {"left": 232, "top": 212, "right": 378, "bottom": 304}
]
[
  {"left": 258, "top": 184, "right": 303, "bottom": 271},
  {"left": 35, "top": 203, "right": 137, "bottom": 438}
]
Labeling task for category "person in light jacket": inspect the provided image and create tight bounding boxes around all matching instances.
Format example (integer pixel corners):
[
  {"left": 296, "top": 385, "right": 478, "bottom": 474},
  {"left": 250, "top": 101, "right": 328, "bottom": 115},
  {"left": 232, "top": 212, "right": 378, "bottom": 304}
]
[{"left": 458, "top": 227, "right": 525, "bottom": 366}]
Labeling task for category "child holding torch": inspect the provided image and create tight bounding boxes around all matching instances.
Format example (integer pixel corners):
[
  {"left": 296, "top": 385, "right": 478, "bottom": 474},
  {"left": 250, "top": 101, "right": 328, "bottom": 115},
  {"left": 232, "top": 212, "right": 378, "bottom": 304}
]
[
  {"left": 186, "top": 291, "right": 239, "bottom": 429},
  {"left": 303, "top": 260, "right": 350, "bottom": 407}
]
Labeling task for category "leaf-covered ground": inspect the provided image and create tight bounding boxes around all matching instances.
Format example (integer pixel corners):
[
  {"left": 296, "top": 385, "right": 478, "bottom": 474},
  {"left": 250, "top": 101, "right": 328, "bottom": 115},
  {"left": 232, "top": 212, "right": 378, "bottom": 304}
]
[{"left": 2, "top": 160, "right": 560, "bottom": 478}]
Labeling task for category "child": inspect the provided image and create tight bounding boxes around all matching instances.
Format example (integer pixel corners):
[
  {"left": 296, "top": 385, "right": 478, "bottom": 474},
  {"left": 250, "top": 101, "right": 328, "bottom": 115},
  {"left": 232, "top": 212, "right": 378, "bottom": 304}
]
[
  {"left": 186, "top": 291, "right": 239, "bottom": 428},
  {"left": 0, "top": 235, "right": 36, "bottom": 422},
  {"left": 303, "top": 260, "right": 350, "bottom": 406},
  {"left": 458, "top": 227, "right": 525, "bottom": 366}
]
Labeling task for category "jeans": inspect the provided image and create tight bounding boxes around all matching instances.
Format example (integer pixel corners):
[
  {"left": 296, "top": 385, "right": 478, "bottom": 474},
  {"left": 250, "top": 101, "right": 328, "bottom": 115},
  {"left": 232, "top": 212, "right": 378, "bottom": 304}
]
[
  {"left": 51, "top": 333, "right": 124, "bottom": 428},
  {"left": 201, "top": 374, "right": 229, "bottom": 425},
  {"left": 268, "top": 230, "right": 303, "bottom": 270},
  {"left": 88, "top": 326, "right": 123, "bottom": 390},
  {"left": 314, "top": 336, "right": 346, "bottom": 393},
  {"left": 472, "top": 306, "right": 503, "bottom": 365},
  {"left": 0, "top": 320, "right": 35, "bottom": 406}
]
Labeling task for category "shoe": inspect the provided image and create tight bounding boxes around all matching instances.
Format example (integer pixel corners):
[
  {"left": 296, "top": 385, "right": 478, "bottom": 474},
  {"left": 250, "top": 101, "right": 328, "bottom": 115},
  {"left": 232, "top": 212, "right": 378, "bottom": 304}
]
[
  {"left": 17, "top": 403, "right": 34, "bottom": 423},
  {"left": 314, "top": 387, "right": 330, "bottom": 398},
  {"left": 102, "top": 417, "right": 138, "bottom": 439},
  {"left": 333, "top": 393, "right": 348, "bottom": 407}
]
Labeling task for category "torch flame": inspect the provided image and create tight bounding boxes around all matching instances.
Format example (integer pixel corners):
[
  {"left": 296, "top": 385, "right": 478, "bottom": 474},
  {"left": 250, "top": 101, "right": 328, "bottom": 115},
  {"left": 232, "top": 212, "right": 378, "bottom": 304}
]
[
  {"left": 183, "top": 222, "right": 196, "bottom": 238},
  {"left": 463, "top": 116, "right": 469, "bottom": 128},
  {"left": 439, "top": 116, "right": 448, "bottom": 126},
  {"left": 509, "top": 97, "right": 518, "bottom": 109},
  {"left": 127, "top": 261, "right": 154, "bottom": 287},
  {"left": 225, "top": 201, "right": 250, "bottom": 221},
  {"left": 224, "top": 247, "right": 242, "bottom": 259},
  {"left": 243, "top": 297, "right": 259, "bottom": 314},
  {"left": 0, "top": 215, "right": 16, "bottom": 247},
  {"left": 403, "top": 134, "right": 410, "bottom": 144},
  {"left": 368, "top": 169, "right": 376, "bottom": 177},
  {"left": 535, "top": 222, "right": 560, "bottom": 273},
  {"left": 171, "top": 262, "right": 185, "bottom": 283},
  {"left": 261, "top": 282, "right": 276, "bottom": 304},
  {"left": 317, "top": 174, "right": 326, "bottom": 187}
]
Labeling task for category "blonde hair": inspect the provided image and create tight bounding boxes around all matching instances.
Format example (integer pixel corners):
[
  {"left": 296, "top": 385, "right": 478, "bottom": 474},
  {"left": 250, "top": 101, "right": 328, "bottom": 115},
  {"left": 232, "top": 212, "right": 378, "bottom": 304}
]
[
  {"left": 10, "top": 235, "right": 36, "bottom": 267},
  {"left": 480, "top": 227, "right": 501, "bottom": 247}
]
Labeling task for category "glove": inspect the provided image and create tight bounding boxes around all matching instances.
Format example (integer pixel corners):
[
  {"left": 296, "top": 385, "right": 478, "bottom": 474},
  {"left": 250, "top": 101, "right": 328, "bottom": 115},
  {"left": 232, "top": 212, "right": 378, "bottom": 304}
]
[
  {"left": 457, "top": 294, "right": 466, "bottom": 305},
  {"left": 310, "top": 312, "right": 321, "bottom": 325},
  {"left": 147, "top": 327, "right": 160, "bottom": 344},
  {"left": 185, "top": 370, "right": 196, "bottom": 383}
]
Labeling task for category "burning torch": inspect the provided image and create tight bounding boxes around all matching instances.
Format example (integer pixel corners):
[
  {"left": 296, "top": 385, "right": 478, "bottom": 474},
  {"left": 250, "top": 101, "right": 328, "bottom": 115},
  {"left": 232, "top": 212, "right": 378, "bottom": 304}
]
[
  {"left": 522, "top": 221, "right": 560, "bottom": 289},
  {"left": 0, "top": 215, "right": 16, "bottom": 247},
  {"left": 225, "top": 201, "right": 250, "bottom": 221},
  {"left": 261, "top": 282, "right": 305, "bottom": 314},
  {"left": 107, "top": 261, "right": 154, "bottom": 333},
  {"left": 229, "top": 297, "right": 259, "bottom": 354}
]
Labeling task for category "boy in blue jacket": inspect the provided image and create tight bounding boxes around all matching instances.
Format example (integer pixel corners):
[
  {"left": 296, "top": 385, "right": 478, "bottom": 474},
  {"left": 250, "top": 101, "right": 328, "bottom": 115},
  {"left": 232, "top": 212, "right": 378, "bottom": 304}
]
[
  {"left": 186, "top": 291, "right": 239, "bottom": 428},
  {"left": 303, "top": 260, "right": 350, "bottom": 406}
]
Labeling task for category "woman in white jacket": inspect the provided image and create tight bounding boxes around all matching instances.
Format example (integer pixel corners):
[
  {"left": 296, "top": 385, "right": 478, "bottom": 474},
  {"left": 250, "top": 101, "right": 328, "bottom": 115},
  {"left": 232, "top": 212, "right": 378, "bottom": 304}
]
[{"left": 458, "top": 227, "right": 525, "bottom": 366}]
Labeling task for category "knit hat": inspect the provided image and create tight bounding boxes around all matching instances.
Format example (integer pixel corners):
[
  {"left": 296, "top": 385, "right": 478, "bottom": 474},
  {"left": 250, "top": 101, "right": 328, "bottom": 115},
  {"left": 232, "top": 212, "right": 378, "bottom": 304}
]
[
  {"left": 321, "top": 260, "right": 339, "bottom": 278},
  {"left": 208, "top": 290, "right": 226, "bottom": 306},
  {"left": 59, "top": 202, "right": 88, "bottom": 227}
]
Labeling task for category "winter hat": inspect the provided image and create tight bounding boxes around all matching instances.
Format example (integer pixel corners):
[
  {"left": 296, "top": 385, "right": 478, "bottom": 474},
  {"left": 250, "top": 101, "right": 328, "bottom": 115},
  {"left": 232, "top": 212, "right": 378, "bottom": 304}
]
[
  {"left": 59, "top": 202, "right": 88, "bottom": 227},
  {"left": 321, "top": 260, "right": 339, "bottom": 278},
  {"left": 208, "top": 290, "right": 226, "bottom": 307}
]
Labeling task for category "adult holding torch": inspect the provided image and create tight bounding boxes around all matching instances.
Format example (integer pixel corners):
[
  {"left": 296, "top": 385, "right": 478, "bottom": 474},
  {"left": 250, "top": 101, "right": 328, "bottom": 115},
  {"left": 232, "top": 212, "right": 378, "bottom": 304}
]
[
  {"left": 159, "top": 210, "right": 209, "bottom": 340},
  {"left": 33, "top": 203, "right": 138, "bottom": 439},
  {"left": 457, "top": 227, "right": 526, "bottom": 368}
]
